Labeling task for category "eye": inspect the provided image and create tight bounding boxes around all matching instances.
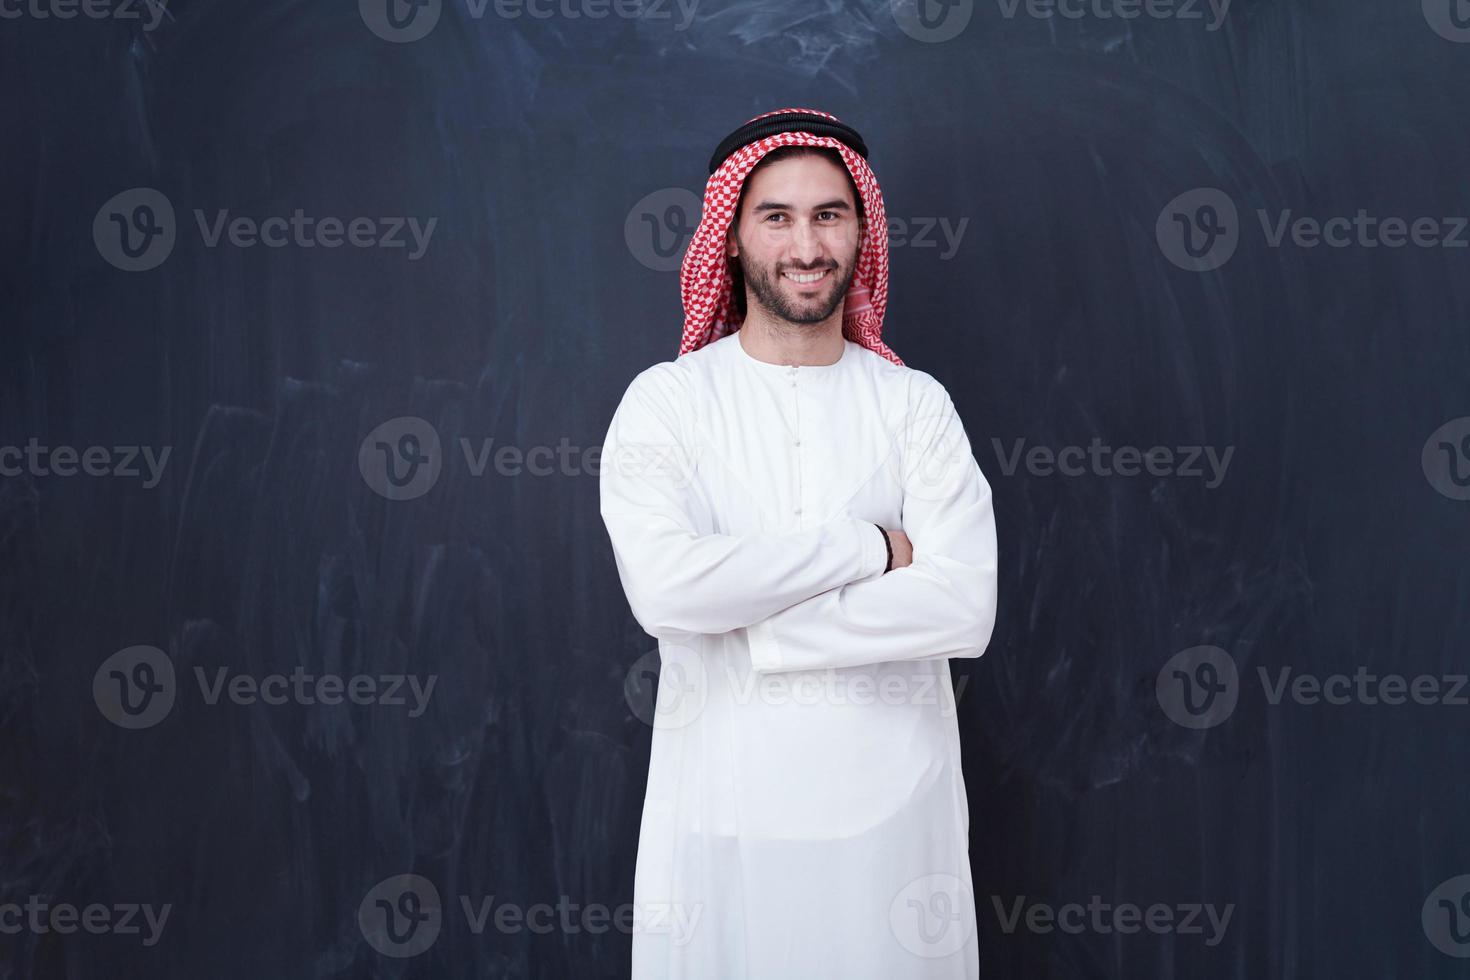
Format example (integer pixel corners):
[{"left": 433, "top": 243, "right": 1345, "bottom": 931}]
[
  {"left": 818, "top": 211, "right": 840, "bottom": 221},
  {"left": 764, "top": 213, "right": 788, "bottom": 223}
]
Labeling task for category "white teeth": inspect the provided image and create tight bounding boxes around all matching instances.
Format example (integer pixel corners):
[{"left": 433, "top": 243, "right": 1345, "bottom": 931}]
[{"left": 784, "top": 270, "right": 828, "bottom": 284}]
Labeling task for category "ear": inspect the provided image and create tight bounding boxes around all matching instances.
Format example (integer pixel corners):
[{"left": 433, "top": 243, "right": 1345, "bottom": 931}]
[{"left": 725, "top": 226, "right": 739, "bottom": 259}]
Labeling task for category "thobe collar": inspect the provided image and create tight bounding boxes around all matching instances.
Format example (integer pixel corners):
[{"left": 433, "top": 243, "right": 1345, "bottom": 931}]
[{"left": 727, "top": 330, "right": 854, "bottom": 376}]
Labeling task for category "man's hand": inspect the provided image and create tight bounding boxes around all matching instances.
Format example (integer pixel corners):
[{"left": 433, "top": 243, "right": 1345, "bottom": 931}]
[{"left": 881, "top": 527, "right": 913, "bottom": 571}]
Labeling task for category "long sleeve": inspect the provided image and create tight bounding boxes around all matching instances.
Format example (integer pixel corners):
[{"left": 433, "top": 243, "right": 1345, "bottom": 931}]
[
  {"left": 600, "top": 364, "right": 890, "bottom": 640},
  {"left": 745, "top": 376, "right": 998, "bottom": 673}
]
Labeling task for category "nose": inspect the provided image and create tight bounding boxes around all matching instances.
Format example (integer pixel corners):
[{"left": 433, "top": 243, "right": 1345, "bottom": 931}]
[{"left": 788, "top": 218, "right": 825, "bottom": 268}]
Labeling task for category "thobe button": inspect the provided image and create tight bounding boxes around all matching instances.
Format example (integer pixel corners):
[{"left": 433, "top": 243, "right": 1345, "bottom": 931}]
[
  {"left": 792, "top": 439, "right": 801, "bottom": 447},
  {"left": 793, "top": 506, "right": 802, "bottom": 514}
]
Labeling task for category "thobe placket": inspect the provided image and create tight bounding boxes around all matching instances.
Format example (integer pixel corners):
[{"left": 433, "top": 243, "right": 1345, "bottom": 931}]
[{"left": 788, "top": 364, "right": 804, "bottom": 527}]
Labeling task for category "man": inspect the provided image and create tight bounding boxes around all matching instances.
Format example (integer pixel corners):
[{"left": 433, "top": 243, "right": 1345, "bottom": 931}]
[{"left": 600, "top": 108, "right": 998, "bottom": 979}]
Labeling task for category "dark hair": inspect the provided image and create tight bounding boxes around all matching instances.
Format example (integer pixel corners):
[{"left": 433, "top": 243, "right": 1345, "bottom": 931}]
[{"left": 727, "top": 145, "right": 865, "bottom": 319}]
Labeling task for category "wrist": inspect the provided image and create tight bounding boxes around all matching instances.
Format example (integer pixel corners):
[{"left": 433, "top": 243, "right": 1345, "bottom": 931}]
[{"left": 874, "top": 523, "right": 893, "bottom": 573}]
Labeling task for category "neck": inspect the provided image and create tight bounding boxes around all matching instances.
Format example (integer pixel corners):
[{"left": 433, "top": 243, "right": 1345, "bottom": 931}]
[{"left": 736, "top": 304, "right": 846, "bottom": 367}]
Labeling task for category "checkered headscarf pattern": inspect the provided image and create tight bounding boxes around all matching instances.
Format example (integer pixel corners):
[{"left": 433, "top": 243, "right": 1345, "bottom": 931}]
[{"left": 678, "top": 108, "right": 903, "bottom": 366}]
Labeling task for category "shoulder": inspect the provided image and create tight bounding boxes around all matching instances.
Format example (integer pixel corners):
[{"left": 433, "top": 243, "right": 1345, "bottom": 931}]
[
  {"left": 608, "top": 343, "right": 714, "bottom": 438},
  {"left": 624, "top": 337, "right": 714, "bottom": 395},
  {"left": 847, "top": 342, "right": 955, "bottom": 414},
  {"left": 628, "top": 333, "right": 730, "bottom": 393},
  {"left": 623, "top": 359, "right": 687, "bottom": 401},
  {"left": 621, "top": 333, "right": 742, "bottom": 418}
]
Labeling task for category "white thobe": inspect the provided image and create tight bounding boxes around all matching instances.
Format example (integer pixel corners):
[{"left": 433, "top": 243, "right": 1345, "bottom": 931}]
[{"left": 599, "top": 330, "right": 999, "bottom": 980}]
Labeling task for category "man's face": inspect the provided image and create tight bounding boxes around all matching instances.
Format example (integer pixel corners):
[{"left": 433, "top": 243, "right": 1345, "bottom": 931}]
[{"left": 726, "top": 153, "right": 862, "bottom": 327}]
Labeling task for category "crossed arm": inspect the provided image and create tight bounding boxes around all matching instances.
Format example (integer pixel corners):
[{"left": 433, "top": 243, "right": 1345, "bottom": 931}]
[{"left": 599, "top": 364, "right": 998, "bottom": 672}]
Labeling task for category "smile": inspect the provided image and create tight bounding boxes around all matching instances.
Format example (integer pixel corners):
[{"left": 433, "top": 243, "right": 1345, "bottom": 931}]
[{"left": 782, "top": 268, "right": 832, "bottom": 285}]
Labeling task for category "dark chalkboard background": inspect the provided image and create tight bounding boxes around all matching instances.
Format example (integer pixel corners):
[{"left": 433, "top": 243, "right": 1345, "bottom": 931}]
[{"left": 4, "top": 0, "right": 1470, "bottom": 976}]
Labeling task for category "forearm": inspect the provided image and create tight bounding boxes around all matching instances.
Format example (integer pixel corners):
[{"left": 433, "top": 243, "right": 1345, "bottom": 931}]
[
  {"left": 603, "top": 509, "right": 890, "bottom": 638},
  {"left": 745, "top": 487, "right": 997, "bottom": 673}
]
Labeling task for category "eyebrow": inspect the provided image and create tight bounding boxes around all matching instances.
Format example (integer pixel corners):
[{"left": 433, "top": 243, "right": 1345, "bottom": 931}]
[{"left": 750, "top": 200, "right": 854, "bottom": 214}]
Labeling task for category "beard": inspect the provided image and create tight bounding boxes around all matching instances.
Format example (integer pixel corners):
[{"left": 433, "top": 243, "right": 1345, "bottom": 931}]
[{"left": 737, "top": 250, "right": 858, "bottom": 327}]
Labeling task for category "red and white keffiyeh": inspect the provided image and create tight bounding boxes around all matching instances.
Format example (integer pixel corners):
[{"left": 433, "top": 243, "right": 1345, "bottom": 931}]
[{"left": 677, "top": 108, "right": 903, "bottom": 366}]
